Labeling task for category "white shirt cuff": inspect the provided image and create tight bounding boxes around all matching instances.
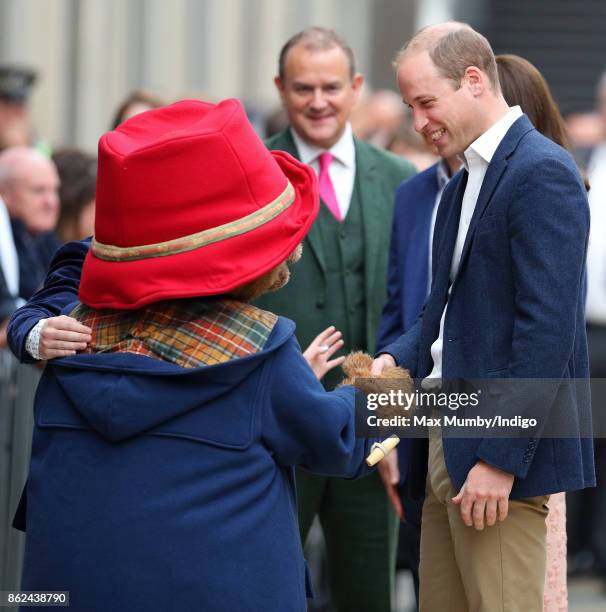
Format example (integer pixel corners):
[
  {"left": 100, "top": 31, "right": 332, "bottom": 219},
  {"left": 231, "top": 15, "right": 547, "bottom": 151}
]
[{"left": 25, "top": 319, "right": 48, "bottom": 361}]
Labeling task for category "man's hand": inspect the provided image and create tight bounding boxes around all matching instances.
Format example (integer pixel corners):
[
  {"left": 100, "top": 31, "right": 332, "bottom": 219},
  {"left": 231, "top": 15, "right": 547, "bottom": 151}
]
[
  {"left": 452, "top": 460, "right": 514, "bottom": 530},
  {"left": 370, "top": 353, "right": 396, "bottom": 376},
  {"left": 303, "top": 326, "right": 345, "bottom": 380},
  {"left": 377, "top": 449, "right": 403, "bottom": 519},
  {"left": 38, "top": 315, "right": 92, "bottom": 360},
  {"left": 0, "top": 318, "right": 8, "bottom": 349}
]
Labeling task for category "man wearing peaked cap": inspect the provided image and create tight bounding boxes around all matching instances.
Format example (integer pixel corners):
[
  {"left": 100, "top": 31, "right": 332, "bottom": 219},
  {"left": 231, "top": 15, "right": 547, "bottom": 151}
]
[
  {"left": 0, "top": 65, "right": 38, "bottom": 151},
  {"left": 7, "top": 99, "right": 387, "bottom": 611},
  {"left": 0, "top": 66, "right": 36, "bottom": 104}
]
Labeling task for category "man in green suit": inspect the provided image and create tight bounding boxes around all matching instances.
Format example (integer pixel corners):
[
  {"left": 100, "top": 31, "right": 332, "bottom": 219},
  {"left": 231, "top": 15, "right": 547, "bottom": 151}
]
[{"left": 256, "top": 27, "right": 416, "bottom": 611}]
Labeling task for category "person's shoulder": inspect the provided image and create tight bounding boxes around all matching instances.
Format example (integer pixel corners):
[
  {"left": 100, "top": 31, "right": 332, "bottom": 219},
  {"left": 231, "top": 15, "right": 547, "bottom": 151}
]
[
  {"left": 397, "top": 162, "right": 439, "bottom": 192},
  {"left": 50, "top": 238, "right": 91, "bottom": 264},
  {"left": 264, "top": 129, "right": 291, "bottom": 150},
  {"left": 355, "top": 138, "right": 416, "bottom": 179},
  {"left": 393, "top": 163, "right": 440, "bottom": 211},
  {"left": 516, "top": 130, "right": 581, "bottom": 178},
  {"left": 256, "top": 311, "right": 297, "bottom": 350}
]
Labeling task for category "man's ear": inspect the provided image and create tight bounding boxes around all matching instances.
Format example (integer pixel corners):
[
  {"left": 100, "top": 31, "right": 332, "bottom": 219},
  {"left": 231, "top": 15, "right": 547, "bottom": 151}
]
[
  {"left": 1, "top": 188, "right": 17, "bottom": 215},
  {"left": 351, "top": 73, "right": 364, "bottom": 99},
  {"left": 274, "top": 75, "right": 286, "bottom": 100},
  {"left": 463, "top": 66, "right": 485, "bottom": 96}
]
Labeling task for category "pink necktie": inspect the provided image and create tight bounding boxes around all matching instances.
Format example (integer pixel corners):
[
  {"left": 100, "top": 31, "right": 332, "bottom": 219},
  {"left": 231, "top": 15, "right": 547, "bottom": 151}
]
[{"left": 317, "top": 152, "right": 342, "bottom": 222}]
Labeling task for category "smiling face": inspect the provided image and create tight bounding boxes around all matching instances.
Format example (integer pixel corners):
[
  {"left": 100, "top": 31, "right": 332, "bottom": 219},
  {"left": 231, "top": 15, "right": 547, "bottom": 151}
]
[
  {"left": 275, "top": 45, "right": 363, "bottom": 149},
  {"left": 397, "top": 50, "right": 482, "bottom": 158}
]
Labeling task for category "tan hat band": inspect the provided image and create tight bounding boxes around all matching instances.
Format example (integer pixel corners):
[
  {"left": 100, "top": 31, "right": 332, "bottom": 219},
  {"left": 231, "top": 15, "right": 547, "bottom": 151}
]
[{"left": 91, "top": 181, "right": 295, "bottom": 262}]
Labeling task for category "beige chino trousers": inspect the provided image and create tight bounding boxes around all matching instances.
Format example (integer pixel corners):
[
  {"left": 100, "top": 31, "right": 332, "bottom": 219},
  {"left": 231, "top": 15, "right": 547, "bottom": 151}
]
[{"left": 419, "top": 427, "right": 549, "bottom": 612}]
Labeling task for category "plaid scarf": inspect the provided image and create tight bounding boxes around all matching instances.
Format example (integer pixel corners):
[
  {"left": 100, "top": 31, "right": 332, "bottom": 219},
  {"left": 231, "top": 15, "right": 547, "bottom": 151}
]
[{"left": 69, "top": 298, "right": 278, "bottom": 369}]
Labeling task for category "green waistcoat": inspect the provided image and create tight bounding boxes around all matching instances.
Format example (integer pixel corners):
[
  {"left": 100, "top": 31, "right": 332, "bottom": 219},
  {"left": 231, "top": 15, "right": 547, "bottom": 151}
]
[{"left": 315, "top": 180, "right": 366, "bottom": 389}]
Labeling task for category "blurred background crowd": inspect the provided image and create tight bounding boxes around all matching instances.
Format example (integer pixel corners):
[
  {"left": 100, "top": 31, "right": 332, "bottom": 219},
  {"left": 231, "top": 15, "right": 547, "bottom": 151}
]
[{"left": 1, "top": 1, "right": 606, "bottom": 610}]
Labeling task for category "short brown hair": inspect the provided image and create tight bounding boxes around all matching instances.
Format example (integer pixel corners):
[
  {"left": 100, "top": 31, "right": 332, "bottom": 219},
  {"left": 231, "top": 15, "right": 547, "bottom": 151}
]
[
  {"left": 395, "top": 22, "right": 499, "bottom": 92},
  {"left": 278, "top": 27, "right": 356, "bottom": 81},
  {"left": 52, "top": 148, "right": 97, "bottom": 240},
  {"left": 110, "top": 89, "right": 164, "bottom": 130}
]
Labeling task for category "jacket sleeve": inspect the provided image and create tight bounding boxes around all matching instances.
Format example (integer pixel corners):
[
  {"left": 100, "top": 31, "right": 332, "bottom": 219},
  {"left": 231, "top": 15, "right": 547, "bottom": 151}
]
[
  {"left": 475, "top": 157, "right": 590, "bottom": 478},
  {"left": 261, "top": 336, "right": 375, "bottom": 478},
  {"left": 377, "top": 311, "right": 423, "bottom": 377},
  {"left": 7, "top": 239, "right": 89, "bottom": 363}
]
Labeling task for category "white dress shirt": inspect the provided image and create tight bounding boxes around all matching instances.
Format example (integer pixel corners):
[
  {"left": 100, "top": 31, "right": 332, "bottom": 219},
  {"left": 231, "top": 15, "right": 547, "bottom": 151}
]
[
  {"left": 291, "top": 123, "right": 356, "bottom": 219},
  {"left": 0, "top": 196, "right": 20, "bottom": 298},
  {"left": 425, "top": 106, "right": 523, "bottom": 385},
  {"left": 586, "top": 143, "right": 606, "bottom": 325}
]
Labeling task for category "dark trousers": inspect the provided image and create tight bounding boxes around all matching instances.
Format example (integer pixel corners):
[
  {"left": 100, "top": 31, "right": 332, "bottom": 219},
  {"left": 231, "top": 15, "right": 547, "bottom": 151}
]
[
  {"left": 297, "top": 469, "right": 399, "bottom": 612},
  {"left": 567, "top": 324, "right": 606, "bottom": 574},
  {"left": 398, "top": 490, "right": 423, "bottom": 610}
]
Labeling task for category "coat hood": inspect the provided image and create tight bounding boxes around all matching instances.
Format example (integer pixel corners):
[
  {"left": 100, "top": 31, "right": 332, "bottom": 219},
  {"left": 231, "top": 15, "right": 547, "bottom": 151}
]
[{"left": 44, "top": 317, "right": 295, "bottom": 442}]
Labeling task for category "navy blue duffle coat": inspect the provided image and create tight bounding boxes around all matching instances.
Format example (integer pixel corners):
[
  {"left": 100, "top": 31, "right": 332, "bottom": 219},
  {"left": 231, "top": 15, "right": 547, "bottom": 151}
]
[{"left": 20, "top": 316, "right": 373, "bottom": 611}]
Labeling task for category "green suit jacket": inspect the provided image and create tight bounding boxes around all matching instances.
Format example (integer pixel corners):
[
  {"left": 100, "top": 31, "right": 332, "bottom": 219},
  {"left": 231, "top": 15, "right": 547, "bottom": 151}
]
[{"left": 256, "top": 128, "right": 416, "bottom": 358}]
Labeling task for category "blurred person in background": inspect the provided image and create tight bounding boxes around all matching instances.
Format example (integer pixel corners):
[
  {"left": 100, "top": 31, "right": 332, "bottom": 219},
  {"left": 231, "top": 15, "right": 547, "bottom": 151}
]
[
  {"left": 387, "top": 118, "right": 439, "bottom": 171},
  {"left": 567, "top": 67, "right": 606, "bottom": 589},
  {"left": 0, "top": 66, "right": 36, "bottom": 151},
  {"left": 356, "top": 89, "right": 406, "bottom": 149},
  {"left": 52, "top": 148, "right": 96, "bottom": 243},
  {"left": 566, "top": 112, "right": 603, "bottom": 152},
  {"left": 256, "top": 26, "right": 416, "bottom": 612},
  {"left": 0, "top": 195, "right": 22, "bottom": 348},
  {"left": 0, "top": 147, "right": 60, "bottom": 300},
  {"left": 0, "top": 65, "right": 51, "bottom": 157},
  {"left": 110, "top": 89, "right": 164, "bottom": 129}
]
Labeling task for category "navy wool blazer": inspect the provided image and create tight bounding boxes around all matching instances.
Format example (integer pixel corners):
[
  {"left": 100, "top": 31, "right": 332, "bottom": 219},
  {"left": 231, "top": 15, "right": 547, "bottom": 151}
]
[{"left": 383, "top": 115, "right": 595, "bottom": 500}]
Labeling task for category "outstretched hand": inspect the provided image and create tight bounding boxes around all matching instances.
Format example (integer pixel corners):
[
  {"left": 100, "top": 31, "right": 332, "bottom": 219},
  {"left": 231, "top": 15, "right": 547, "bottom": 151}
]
[
  {"left": 303, "top": 326, "right": 345, "bottom": 381},
  {"left": 0, "top": 318, "right": 8, "bottom": 349},
  {"left": 37, "top": 315, "right": 92, "bottom": 360}
]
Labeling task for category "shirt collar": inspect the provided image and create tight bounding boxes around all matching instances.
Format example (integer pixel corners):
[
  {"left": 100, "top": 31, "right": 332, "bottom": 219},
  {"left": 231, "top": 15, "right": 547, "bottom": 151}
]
[
  {"left": 460, "top": 105, "right": 523, "bottom": 170},
  {"left": 291, "top": 122, "right": 355, "bottom": 168}
]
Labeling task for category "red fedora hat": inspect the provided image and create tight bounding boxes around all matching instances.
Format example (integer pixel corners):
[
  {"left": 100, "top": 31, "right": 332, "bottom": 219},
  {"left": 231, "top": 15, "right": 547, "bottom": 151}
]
[{"left": 79, "top": 99, "right": 318, "bottom": 309}]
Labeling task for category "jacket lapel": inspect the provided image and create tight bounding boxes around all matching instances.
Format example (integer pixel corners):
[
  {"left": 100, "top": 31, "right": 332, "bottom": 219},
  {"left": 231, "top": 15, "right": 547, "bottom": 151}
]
[
  {"left": 417, "top": 171, "right": 466, "bottom": 374},
  {"left": 432, "top": 170, "right": 467, "bottom": 292},
  {"left": 457, "top": 115, "right": 535, "bottom": 272},
  {"left": 355, "top": 140, "right": 382, "bottom": 305},
  {"left": 271, "top": 130, "right": 326, "bottom": 274}
]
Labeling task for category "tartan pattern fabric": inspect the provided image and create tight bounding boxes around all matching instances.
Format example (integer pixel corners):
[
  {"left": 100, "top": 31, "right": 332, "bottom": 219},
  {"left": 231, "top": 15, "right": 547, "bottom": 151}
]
[{"left": 69, "top": 298, "right": 278, "bottom": 368}]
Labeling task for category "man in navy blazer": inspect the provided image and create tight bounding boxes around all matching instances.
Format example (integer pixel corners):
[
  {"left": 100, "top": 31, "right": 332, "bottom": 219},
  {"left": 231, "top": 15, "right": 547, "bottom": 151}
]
[{"left": 373, "top": 22, "right": 594, "bottom": 610}]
